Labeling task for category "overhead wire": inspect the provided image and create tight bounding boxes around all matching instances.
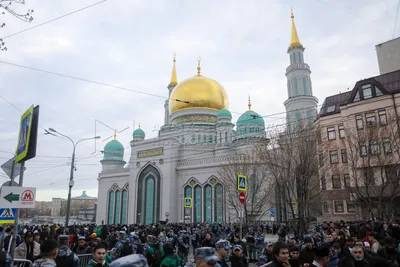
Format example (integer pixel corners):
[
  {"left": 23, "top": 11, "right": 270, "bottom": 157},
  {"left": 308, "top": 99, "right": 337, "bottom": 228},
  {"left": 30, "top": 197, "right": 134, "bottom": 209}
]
[{"left": 2, "top": 0, "right": 108, "bottom": 40}]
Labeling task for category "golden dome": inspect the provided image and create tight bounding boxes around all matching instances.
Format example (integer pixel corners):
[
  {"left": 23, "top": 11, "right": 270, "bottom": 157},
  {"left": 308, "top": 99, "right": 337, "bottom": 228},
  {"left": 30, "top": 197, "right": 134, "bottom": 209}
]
[{"left": 169, "top": 75, "right": 229, "bottom": 114}]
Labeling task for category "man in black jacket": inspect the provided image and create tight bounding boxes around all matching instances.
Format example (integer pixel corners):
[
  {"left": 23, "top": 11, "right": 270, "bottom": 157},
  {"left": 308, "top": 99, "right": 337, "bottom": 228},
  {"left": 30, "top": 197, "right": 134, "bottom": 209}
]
[
  {"left": 230, "top": 245, "right": 247, "bottom": 267},
  {"left": 261, "top": 242, "right": 290, "bottom": 267}
]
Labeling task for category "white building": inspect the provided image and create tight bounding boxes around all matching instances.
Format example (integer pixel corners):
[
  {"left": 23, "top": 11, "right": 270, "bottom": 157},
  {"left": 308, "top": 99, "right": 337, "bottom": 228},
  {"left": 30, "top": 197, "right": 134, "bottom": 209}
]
[{"left": 96, "top": 12, "right": 316, "bottom": 225}]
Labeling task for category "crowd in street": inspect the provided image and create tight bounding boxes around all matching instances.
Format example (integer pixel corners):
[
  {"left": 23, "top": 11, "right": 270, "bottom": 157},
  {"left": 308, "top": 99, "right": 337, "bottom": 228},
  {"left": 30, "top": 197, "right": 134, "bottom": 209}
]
[{"left": 0, "top": 220, "right": 400, "bottom": 267}]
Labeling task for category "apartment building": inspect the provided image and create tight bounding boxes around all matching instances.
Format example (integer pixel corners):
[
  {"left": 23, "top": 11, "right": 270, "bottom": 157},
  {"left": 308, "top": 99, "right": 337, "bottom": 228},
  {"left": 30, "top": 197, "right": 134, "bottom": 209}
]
[{"left": 315, "top": 70, "right": 400, "bottom": 221}]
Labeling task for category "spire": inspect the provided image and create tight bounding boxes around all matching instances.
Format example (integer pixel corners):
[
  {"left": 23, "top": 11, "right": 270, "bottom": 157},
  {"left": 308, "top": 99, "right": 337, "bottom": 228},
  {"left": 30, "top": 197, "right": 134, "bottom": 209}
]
[
  {"left": 289, "top": 9, "right": 302, "bottom": 49},
  {"left": 248, "top": 95, "right": 252, "bottom": 110},
  {"left": 197, "top": 57, "right": 201, "bottom": 76},
  {"left": 138, "top": 123, "right": 141, "bottom": 128},
  {"left": 113, "top": 130, "right": 116, "bottom": 140},
  {"left": 169, "top": 53, "right": 178, "bottom": 87}
]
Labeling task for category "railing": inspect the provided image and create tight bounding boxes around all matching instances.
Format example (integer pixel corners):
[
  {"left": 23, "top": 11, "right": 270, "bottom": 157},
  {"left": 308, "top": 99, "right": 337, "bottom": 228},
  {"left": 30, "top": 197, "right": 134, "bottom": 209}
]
[
  {"left": 13, "top": 259, "right": 33, "bottom": 267},
  {"left": 78, "top": 254, "right": 93, "bottom": 267}
]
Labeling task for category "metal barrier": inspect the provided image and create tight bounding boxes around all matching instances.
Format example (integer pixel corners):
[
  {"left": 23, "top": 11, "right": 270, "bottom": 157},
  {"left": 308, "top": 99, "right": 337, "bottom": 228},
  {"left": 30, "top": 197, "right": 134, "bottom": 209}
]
[
  {"left": 78, "top": 253, "right": 93, "bottom": 267},
  {"left": 13, "top": 259, "right": 33, "bottom": 267}
]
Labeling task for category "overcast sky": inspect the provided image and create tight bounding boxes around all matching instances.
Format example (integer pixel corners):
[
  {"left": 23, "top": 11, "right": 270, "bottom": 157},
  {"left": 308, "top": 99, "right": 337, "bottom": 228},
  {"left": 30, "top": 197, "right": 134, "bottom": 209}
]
[{"left": 0, "top": 0, "right": 399, "bottom": 201}]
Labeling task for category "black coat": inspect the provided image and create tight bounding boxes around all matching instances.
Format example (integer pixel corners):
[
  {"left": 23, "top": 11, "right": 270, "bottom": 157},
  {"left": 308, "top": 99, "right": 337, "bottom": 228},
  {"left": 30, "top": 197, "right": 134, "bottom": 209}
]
[{"left": 230, "top": 255, "right": 248, "bottom": 267}]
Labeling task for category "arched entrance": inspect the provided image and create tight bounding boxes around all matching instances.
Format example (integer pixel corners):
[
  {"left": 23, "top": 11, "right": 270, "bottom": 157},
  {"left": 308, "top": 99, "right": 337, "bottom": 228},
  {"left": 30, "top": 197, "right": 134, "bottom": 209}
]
[{"left": 136, "top": 164, "right": 161, "bottom": 224}]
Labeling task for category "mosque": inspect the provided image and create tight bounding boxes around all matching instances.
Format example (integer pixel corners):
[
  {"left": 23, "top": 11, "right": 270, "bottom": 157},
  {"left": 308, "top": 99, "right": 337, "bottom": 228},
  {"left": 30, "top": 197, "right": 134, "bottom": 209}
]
[{"left": 95, "top": 12, "right": 318, "bottom": 225}]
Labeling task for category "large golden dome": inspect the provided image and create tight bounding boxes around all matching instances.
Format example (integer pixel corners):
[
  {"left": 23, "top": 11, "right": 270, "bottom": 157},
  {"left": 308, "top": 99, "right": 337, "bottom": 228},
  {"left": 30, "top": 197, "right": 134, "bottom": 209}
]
[{"left": 169, "top": 75, "right": 229, "bottom": 114}]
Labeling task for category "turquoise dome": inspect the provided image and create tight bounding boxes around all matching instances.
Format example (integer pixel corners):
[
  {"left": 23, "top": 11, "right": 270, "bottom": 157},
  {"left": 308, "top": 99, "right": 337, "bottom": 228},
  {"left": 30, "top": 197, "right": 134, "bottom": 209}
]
[
  {"left": 133, "top": 128, "right": 145, "bottom": 137},
  {"left": 103, "top": 139, "right": 124, "bottom": 161},
  {"left": 217, "top": 109, "right": 232, "bottom": 118},
  {"left": 237, "top": 110, "right": 265, "bottom": 135}
]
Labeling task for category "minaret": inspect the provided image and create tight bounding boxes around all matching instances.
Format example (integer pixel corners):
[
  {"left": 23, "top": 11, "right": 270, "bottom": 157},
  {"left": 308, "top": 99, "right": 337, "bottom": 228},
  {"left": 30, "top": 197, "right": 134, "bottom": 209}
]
[
  {"left": 164, "top": 53, "right": 178, "bottom": 125},
  {"left": 284, "top": 10, "right": 318, "bottom": 132}
]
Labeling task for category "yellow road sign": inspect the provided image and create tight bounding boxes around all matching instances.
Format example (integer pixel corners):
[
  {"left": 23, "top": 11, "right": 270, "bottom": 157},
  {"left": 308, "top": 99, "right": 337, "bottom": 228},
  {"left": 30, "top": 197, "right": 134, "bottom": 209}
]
[
  {"left": 184, "top": 198, "right": 192, "bottom": 208},
  {"left": 237, "top": 174, "right": 247, "bottom": 192},
  {"left": 15, "top": 105, "right": 34, "bottom": 163}
]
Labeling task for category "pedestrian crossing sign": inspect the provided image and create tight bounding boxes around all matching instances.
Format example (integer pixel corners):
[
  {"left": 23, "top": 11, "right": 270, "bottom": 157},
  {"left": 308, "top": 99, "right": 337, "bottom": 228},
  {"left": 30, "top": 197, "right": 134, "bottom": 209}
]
[
  {"left": 0, "top": 208, "right": 16, "bottom": 224},
  {"left": 237, "top": 174, "right": 247, "bottom": 192},
  {"left": 184, "top": 198, "right": 192, "bottom": 208}
]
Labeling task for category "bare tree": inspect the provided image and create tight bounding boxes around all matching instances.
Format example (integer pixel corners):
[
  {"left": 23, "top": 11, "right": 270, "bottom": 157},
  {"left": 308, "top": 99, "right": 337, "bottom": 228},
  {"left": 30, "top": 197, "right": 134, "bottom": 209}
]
[
  {"left": 218, "top": 147, "right": 274, "bottom": 226},
  {"left": 0, "top": 0, "right": 34, "bottom": 50},
  {"left": 257, "top": 121, "right": 325, "bottom": 236},
  {"left": 345, "top": 112, "right": 400, "bottom": 221}
]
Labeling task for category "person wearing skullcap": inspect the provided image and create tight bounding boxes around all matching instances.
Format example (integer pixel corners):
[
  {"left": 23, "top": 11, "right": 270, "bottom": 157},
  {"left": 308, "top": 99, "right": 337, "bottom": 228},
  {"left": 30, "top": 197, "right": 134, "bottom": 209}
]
[
  {"left": 74, "top": 236, "right": 92, "bottom": 255},
  {"left": 229, "top": 245, "right": 247, "bottom": 267},
  {"left": 311, "top": 245, "right": 330, "bottom": 267},
  {"left": 299, "top": 236, "right": 315, "bottom": 266},
  {"left": 110, "top": 254, "right": 149, "bottom": 267},
  {"left": 56, "top": 235, "right": 80, "bottom": 267},
  {"left": 289, "top": 246, "right": 300, "bottom": 267},
  {"left": 215, "top": 240, "right": 232, "bottom": 267},
  {"left": 32, "top": 238, "right": 59, "bottom": 267}
]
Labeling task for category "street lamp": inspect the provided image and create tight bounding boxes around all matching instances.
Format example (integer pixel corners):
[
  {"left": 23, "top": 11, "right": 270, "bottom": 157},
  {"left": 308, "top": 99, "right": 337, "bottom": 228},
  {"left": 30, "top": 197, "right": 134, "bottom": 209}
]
[{"left": 48, "top": 128, "right": 100, "bottom": 227}]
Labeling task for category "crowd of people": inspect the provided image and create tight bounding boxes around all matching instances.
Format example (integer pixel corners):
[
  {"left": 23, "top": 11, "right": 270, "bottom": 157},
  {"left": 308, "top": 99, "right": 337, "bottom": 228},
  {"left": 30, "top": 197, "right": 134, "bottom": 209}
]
[{"left": 0, "top": 220, "right": 399, "bottom": 267}]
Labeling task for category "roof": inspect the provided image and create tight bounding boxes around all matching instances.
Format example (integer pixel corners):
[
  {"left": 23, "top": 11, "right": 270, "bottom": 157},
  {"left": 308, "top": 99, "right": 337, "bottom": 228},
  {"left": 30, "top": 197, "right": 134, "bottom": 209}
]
[
  {"left": 319, "top": 69, "right": 400, "bottom": 117},
  {"left": 72, "top": 191, "right": 97, "bottom": 200}
]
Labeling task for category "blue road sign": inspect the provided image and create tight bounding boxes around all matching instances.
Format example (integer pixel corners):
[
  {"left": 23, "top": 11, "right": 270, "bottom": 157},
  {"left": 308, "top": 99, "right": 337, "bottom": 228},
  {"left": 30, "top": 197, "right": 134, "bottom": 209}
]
[
  {"left": 270, "top": 208, "right": 275, "bottom": 216},
  {"left": 0, "top": 208, "right": 16, "bottom": 224}
]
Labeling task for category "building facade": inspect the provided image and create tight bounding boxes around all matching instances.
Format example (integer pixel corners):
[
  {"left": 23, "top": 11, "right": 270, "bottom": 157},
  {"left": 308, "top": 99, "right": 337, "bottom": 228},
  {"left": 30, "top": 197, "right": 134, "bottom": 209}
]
[
  {"left": 376, "top": 37, "right": 400, "bottom": 75},
  {"left": 315, "top": 70, "right": 400, "bottom": 221}
]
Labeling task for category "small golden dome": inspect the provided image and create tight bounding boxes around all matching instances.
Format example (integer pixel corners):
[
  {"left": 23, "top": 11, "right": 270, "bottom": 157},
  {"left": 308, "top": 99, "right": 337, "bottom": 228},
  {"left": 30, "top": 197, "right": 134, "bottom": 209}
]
[{"left": 169, "top": 75, "right": 229, "bottom": 114}]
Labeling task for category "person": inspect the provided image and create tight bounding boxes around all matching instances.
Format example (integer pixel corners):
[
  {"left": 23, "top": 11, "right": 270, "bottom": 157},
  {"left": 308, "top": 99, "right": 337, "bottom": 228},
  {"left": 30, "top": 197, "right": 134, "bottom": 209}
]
[
  {"left": 215, "top": 240, "right": 232, "bottom": 267},
  {"left": 311, "top": 245, "right": 331, "bottom": 267},
  {"left": 110, "top": 254, "right": 149, "bottom": 267},
  {"left": 56, "top": 235, "right": 80, "bottom": 267},
  {"left": 32, "top": 238, "right": 59, "bottom": 267},
  {"left": 229, "top": 245, "right": 247, "bottom": 267},
  {"left": 0, "top": 250, "right": 12, "bottom": 267},
  {"left": 258, "top": 242, "right": 274, "bottom": 266},
  {"left": 14, "top": 231, "right": 41, "bottom": 262},
  {"left": 337, "top": 246, "right": 368, "bottom": 267},
  {"left": 288, "top": 246, "right": 300, "bottom": 267},
  {"left": 186, "top": 247, "right": 218, "bottom": 267},
  {"left": 160, "top": 242, "right": 181, "bottom": 267},
  {"left": 87, "top": 242, "right": 112, "bottom": 267},
  {"left": 299, "top": 236, "right": 314, "bottom": 266},
  {"left": 377, "top": 237, "right": 400, "bottom": 266},
  {"left": 260, "top": 242, "right": 290, "bottom": 267},
  {"left": 74, "top": 236, "right": 92, "bottom": 255},
  {"left": 368, "top": 232, "right": 380, "bottom": 254}
]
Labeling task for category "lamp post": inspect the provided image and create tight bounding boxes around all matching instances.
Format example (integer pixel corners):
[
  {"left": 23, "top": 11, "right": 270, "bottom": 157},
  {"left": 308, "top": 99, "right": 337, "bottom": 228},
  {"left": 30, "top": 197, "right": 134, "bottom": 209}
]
[{"left": 48, "top": 128, "right": 100, "bottom": 227}]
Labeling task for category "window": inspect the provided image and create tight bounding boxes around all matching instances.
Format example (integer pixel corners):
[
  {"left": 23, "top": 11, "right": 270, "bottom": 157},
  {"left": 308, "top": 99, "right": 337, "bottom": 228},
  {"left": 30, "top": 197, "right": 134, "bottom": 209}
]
[
  {"left": 378, "top": 110, "right": 387, "bottom": 125},
  {"left": 359, "top": 141, "right": 367, "bottom": 157},
  {"left": 356, "top": 115, "right": 363, "bottom": 130},
  {"left": 327, "top": 105, "right": 336, "bottom": 113},
  {"left": 344, "top": 173, "right": 351, "bottom": 188},
  {"left": 364, "top": 169, "right": 375, "bottom": 185},
  {"left": 347, "top": 201, "right": 356, "bottom": 213},
  {"left": 293, "top": 53, "right": 296, "bottom": 64},
  {"left": 332, "top": 175, "right": 341, "bottom": 189},
  {"left": 330, "top": 151, "right": 339, "bottom": 164},
  {"left": 385, "top": 166, "right": 400, "bottom": 184},
  {"left": 319, "top": 153, "right": 324, "bottom": 166},
  {"left": 341, "top": 149, "right": 348, "bottom": 163},
  {"left": 365, "top": 113, "right": 376, "bottom": 126},
  {"left": 354, "top": 91, "right": 360, "bottom": 102},
  {"left": 327, "top": 127, "right": 336, "bottom": 140},
  {"left": 339, "top": 125, "right": 345, "bottom": 138},
  {"left": 303, "top": 77, "right": 307, "bottom": 95},
  {"left": 321, "top": 176, "right": 326, "bottom": 190},
  {"left": 294, "top": 78, "right": 299, "bottom": 96},
  {"left": 376, "top": 87, "right": 383, "bottom": 96},
  {"left": 383, "top": 138, "right": 392, "bottom": 154},
  {"left": 362, "top": 84, "right": 372, "bottom": 99},
  {"left": 317, "top": 129, "right": 322, "bottom": 144},
  {"left": 323, "top": 202, "right": 329, "bottom": 213},
  {"left": 369, "top": 140, "right": 380, "bottom": 155},
  {"left": 334, "top": 201, "right": 344, "bottom": 213}
]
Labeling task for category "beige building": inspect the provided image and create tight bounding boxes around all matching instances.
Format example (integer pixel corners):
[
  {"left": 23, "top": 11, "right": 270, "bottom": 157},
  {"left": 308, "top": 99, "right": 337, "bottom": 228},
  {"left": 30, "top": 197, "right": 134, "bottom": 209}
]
[
  {"left": 315, "top": 70, "right": 400, "bottom": 221},
  {"left": 51, "top": 197, "right": 66, "bottom": 217}
]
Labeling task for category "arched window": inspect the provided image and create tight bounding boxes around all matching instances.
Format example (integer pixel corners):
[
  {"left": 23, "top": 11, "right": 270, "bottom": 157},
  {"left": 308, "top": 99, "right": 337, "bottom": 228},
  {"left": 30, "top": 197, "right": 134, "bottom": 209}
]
[
  {"left": 194, "top": 185, "right": 202, "bottom": 222},
  {"left": 108, "top": 191, "right": 115, "bottom": 224},
  {"left": 225, "top": 132, "right": 228, "bottom": 143},
  {"left": 294, "top": 78, "right": 299, "bottom": 96},
  {"left": 115, "top": 190, "right": 121, "bottom": 224},
  {"left": 292, "top": 53, "right": 296, "bottom": 64},
  {"left": 121, "top": 190, "right": 128, "bottom": 224},
  {"left": 214, "top": 184, "right": 223, "bottom": 223},
  {"left": 191, "top": 135, "right": 196, "bottom": 144},
  {"left": 137, "top": 165, "right": 161, "bottom": 224},
  {"left": 219, "top": 133, "right": 222, "bottom": 144},
  {"left": 204, "top": 184, "right": 212, "bottom": 223},
  {"left": 198, "top": 135, "right": 201, "bottom": 144},
  {"left": 184, "top": 186, "right": 192, "bottom": 221},
  {"left": 303, "top": 77, "right": 307, "bottom": 95}
]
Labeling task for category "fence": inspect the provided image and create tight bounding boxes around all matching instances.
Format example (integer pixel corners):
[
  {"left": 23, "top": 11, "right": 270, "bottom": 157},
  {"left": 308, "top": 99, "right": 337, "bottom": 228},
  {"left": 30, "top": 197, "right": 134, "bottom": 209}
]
[
  {"left": 78, "top": 254, "right": 93, "bottom": 267},
  {"left": 13, "top": 259, "right": 33, "bottom": 267}
]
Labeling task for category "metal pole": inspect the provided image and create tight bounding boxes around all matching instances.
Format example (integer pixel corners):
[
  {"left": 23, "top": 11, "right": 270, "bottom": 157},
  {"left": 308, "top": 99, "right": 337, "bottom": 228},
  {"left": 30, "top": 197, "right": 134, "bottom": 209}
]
[
  {"left": 10, "top": 161, "right": 24, "bottom": 259},
  {"left": 239, "top": 205, "right": 243, "bottom": 239},
  {"left": 65, "top": 146, "right": 76, "bottom": 227}
]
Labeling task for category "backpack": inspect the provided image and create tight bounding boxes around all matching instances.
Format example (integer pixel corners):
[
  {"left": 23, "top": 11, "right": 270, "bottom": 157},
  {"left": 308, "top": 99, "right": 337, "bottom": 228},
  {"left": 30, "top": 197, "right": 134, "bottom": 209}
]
[
  {"left": 121, "top": 241, "right": 133, "bottom": 257},
  {"left": 147, "top": 247, "right": 164, "bottom": 267}
]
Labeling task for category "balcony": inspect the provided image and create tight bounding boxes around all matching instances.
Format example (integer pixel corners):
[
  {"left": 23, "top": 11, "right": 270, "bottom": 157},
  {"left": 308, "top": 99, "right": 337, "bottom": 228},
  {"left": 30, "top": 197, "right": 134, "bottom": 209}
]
[{"left": 286, "top": 63, "right": 310, "bottom": 74}]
